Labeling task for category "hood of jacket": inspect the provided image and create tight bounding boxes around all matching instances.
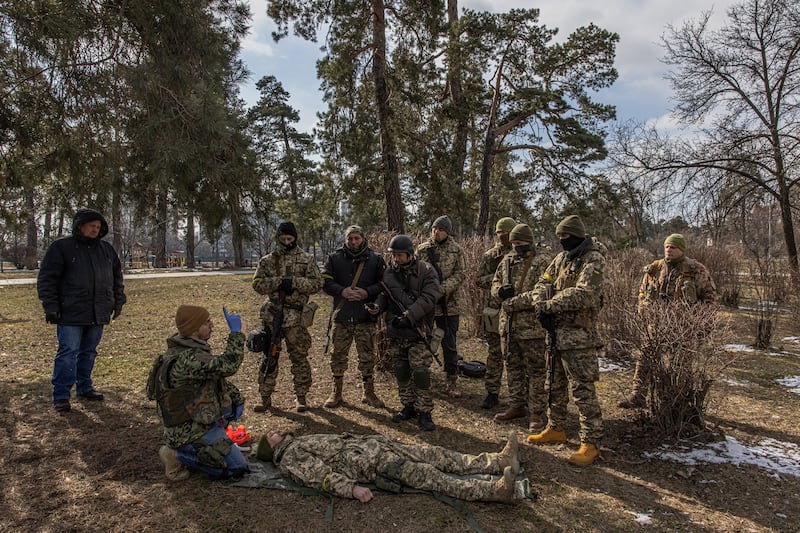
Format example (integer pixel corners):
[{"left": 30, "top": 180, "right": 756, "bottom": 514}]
[{"left": 72, "top": 208, "right": 109, "bottom": 239}]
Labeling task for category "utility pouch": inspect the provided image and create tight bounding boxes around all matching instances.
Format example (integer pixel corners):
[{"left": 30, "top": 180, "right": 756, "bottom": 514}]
[
  {"left": 481, "top": 306, "right": 500, "bottom": 334},
  {"left": 300, "top": 301, "right": 319, "bottom": 327}
]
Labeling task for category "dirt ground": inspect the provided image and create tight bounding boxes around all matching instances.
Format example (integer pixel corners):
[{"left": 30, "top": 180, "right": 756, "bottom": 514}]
[{"left": 1, "top": 274, "right": 798, "bottom": 532}]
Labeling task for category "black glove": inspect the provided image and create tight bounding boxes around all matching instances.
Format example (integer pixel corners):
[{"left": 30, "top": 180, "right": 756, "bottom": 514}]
[
  {"left": 534, "top": 302, "right": 553, "bottom": 328},
  {"left": 498, "top": 284, "right": 515, "bottom": 300},
  {"left": 278, "top": 278, "right": 294, "bottom": 294},
  {"left": 112, "top": 306, "right": 123, "bottom": 320},
  {"left": 391, "top": 313, "right": 412, "bottom": 329},
  {"left": 45, "top": 311, "right": 60, "bottom": 324}
]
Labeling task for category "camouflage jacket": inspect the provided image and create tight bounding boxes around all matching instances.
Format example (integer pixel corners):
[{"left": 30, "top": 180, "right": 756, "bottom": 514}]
[
  {"left": 376, "top": 259, "right": 442, "bottom": 341},
  {"left": 253, "top": 246, "right": 323, "bottom": 327},
  {"left": 476, "top": 241, "right": 512, "bottom": 308},
  {"left": 151, "top": 332, "right": 245, "bottom": 449},
  {"left": 639, "top": 256, "right": 716, "bottom": 306},
  {"left": 492, "top": 249, "right": 551, "bottom": 340},
  {"left": 510, "top": 237, "right": 606, "bottom": 350},
  {"left": 416, "top": 236, "right": 466, "bottom": 316}
]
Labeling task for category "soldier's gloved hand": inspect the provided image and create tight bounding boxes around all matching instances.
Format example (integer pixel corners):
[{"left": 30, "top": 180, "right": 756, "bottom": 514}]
[
  {"left": 45, "top": 310, "right": 61, "bottom": 324},
  {"left": 502, "top": 298, "right": 515, "bottom": 313},
  {"left": 533, "top": 301, "right": 551, "bottom": 325},
  {"left": 278, "top": 278, "right": 295, "bottom": 294},
  {"left": 231, "top": 403, "right": 245, "bottom": 422},
  {"left": 223, "top": 307, "right": 242, "bottom": 332},
  {"left": 391, "top": 312, "right": 412, "bottom": 329},
  {"left": 112, "top": 306, "right": 123, "bottom": 320},
  {"left": 498, "top": 284, "right": 515, "bottom": 300}
]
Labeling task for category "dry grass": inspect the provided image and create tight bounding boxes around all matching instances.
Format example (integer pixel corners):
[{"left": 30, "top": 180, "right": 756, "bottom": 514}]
[{"left": 1, "top": 273, "right": 799, "bottom": 532}]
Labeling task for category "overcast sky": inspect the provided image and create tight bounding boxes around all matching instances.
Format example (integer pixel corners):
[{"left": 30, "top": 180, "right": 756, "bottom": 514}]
[{"left": 239, "top": 0, "right": 740, "bottom": 132}]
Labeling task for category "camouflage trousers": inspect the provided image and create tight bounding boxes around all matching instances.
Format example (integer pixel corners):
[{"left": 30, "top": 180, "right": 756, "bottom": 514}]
[
  {"left": 390, "top": 339, "right": 433, "bottom": 413},
  {"left": 483, "top": 331, "right": 504, "bottom": 394},
  {"left": 504, "top": 336, "right": 547, "bottom": 418},
  {"left": 545, "top": 347, "right": 603, "bottom": 444},
  {"left": 380, "top": 443, "right": 507, "bottom": 501},
  {"left": 259, "top": 325, "right": 313, "bottom": 398},
  {"left": 328, "top": 321, "right": 377, "bottom": 377}
]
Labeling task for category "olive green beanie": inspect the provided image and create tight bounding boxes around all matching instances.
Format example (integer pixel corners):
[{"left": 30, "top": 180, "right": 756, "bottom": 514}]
[
  {"left": 509, "top": 223, "right": 534, "bottom": 243},
  {"left": 495, "top": 217, "right": 517, "bottom": 234},
  {"left": 256, "top": 434, "right": 274, "bottom": 461},
  {"left": 664, "top": 233, "right": 687, "bottom": 251},
  {"left": 555, "top": 215, "right": 586, "bottom": 237}
]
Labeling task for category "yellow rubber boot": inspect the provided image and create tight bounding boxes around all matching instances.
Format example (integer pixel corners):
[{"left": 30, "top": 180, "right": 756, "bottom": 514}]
[
  {"left": 568, "top": 443, "right": 599, "bottom": 466},
  {"left": 527, "top": 427, "right": 567, "bottom": 445}
]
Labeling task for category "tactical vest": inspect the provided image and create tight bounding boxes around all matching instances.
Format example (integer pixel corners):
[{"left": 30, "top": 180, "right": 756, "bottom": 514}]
[
  {"left": 644, "top": 259, "right": 699, "bottom": 304},
  {"left": 148, "top": 352, "right": 224, "bottom": 428}
]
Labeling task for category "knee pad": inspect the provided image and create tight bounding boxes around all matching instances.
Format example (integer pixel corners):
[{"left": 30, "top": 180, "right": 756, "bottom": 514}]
[
  {"left": 394, "top": 359, "right": 411, "bottom": 383},
  {"left": 412, "top": 365, "right": 430, "bottom": 389}
]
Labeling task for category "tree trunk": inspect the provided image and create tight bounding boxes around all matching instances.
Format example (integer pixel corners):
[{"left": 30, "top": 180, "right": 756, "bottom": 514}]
[
  {"left": 24, "top": 187, "right": 37, "bottom": 270},
  {"left": 447, "top": 0, "right": 468, "bottom": 213},
  {"left": 153, "top": 188, "right": 168, "bottom": 268},
  {"left": 371, "top": 0, "right": 404, "bottom": 233},
  {"left": 476, "top": 57, "right": 505, "bottom": 235},
  {"left": 185, "top": 207, "right": 196, "bottom": 269}
]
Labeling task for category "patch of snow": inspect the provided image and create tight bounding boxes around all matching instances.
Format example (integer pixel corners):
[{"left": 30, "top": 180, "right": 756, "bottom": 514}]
[
  {"left": 781, "top": 336, "right": 800, "bottom": 344},
  {"left": 720, "top": 378, "right": 751, "bottom": 387},
  {"left": 643, "top": 436, "right": 800, "bottom": 478},
  {"left": 768, "top": 350, "right": 800, "bottom": 358},
  {"left": 721, "top": 344, "right": 756, "bottom": 353},
  {"left": 776, "top": 375, "right": 800, "bottom": 394},
  {"left": 631, "top": 512, "right": 653, "bottom": 525},
  {"left": 599, "top": 357, "right": 626, "bottom": 372}
]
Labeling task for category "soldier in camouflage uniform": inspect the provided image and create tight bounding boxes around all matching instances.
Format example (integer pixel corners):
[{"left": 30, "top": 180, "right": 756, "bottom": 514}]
[
  {"left": 258, "top": 429, "right": 521, "bottom": 503},
  {"left": 369, "top": 235, "right": 442, "bottom": 431},
  {"left": 476, "top": 217, "right": 516, "bottom": 409},
  {"left": 416, "top": 215, "right": 467, "bottom": 397},
  {"left": 519, "top": 215, "right": 606, "bottom": 466},
  {"left": 618, "top": 233, "right": 717, "bottom": 408},
  {"left": 146, "top": 305, "right": 248, "bottom": 481},
  {"left": 321, "top": 225, "right": 386, "bottom": 409},
  {"left": 492, "top": 224, "right": 551, "bottom": 432},
  {"left": 252, "top": 222, "right": 323, "bottom": 413}
]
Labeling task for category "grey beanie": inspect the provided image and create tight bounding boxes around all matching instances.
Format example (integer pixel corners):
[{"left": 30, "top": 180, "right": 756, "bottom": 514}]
[{"left": 432, "top": 215, "right": 453, "bottom": 234}]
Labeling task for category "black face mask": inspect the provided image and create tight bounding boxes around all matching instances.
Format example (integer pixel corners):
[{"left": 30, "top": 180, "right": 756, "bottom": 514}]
[
  {"left": 514, "top": 244, "right": 533, "bottom": 256},
  {"left": 560, "top": 235, "right": 584, "bottom": 251},
  {"left": 277, "top": 240, "right": 298, "bottom": 253}
]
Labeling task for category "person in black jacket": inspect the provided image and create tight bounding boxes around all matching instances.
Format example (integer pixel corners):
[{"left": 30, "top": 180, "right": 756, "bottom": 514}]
[
  {"left": 37, "top": 208, "right": 126, "bottom": 413},
  {"left": 321, "top": 225, "right": 386, "bottom": 409}
]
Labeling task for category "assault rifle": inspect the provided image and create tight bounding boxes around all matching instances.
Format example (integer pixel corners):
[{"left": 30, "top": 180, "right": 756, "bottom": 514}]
[
  {"left": 378, "top": 281, "right": 442, "bottom": 367},
  {"left": 503, "top": 257, "right": 513, "bottom": 365},
  {"left": 540, "top": 283, "right": 557, "bottom": 411},
  {"left": 259, "top": 290, "right": 286, "bottom": 384}
]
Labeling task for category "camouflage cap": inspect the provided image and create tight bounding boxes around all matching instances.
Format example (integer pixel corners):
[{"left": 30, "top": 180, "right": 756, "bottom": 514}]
[{"left": 345, "top": 225, "right": 364, "bottom": 238}]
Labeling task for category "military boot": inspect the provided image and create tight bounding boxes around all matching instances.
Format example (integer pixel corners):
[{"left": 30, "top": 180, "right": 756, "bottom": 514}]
[
  {"left": 527, "top": 427, "right": 567, "bottom": 445},
  {"left": 253, "top": 395, "right": 272, "bottom": 413},
  {"left": 480, "top": 392, "right": 499, "bottom": 409},
  {"left": 418, "top": 411, "right": 436, "bottom": 431},
  {"left": 494, "top": 404, "right": 527, "bottom": 422},
  {"left": 445, "top": 374, "right": 462, "bottom": 398},
  {"left": 295, "top": 395, "right": 309, "bottom": 413},
  {"left": 528, "top": 415, "right": 546, "bottom": 433},
  {"left": 497, "top": 431, "right": 520, "bottom": 472},
  {"left": 568, "top": 443, "right": 600, "bottom": 466},
  {"left": 159, "top": 445, "right": 189, "bottom": 481},
  {"left": 361, "top": 376, "right": 386, "bottom": 408},
  {"left": 491, "top": 466, "right": 517, "bottom": 503},
  {"left": 324, "top": 377, "right": 344, "bottom": 408},
  {"left": 391, "top": 404, "right": 416, "bottom": 423}
]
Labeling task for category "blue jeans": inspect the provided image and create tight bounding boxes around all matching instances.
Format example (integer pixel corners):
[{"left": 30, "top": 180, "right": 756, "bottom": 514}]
[
  {"left": 176, "top": 415, "right": 248, "bottom": 479},
  {"left": 52, "top": 324, "right": 104, "bottom": 401}
]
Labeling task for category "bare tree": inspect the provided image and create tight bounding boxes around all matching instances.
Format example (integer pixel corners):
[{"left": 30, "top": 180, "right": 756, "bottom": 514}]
[{"left": 614, "top": 0, "right": 800, "bottom": 284}]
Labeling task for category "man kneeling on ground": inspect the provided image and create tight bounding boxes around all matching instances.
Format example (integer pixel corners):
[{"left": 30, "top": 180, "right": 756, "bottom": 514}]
[
  {"left": 256, "top": 429, "right": 521, "bottom": 503},
  {"left": 147, "top": 305, "right": 248, "bottom": 481}
]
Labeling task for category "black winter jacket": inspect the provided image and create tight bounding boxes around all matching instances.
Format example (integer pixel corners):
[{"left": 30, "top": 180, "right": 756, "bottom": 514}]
[
  {"left": 376, "top": 259, "right": 441, "bottom": 340},
  {"left": 322, "top": 246, "right": 386, "bottom": 323},
  {"left": 37, "top": 209, "right": 126, "bottom": 325}
]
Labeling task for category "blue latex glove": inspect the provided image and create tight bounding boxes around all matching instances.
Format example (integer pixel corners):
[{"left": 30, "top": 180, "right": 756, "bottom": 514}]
[
  {"left": 223, "top": 307, "right": 242, "bottom": 332},
  {"left": 232, "top": 403, "right": 244, "bottom": 421}
]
